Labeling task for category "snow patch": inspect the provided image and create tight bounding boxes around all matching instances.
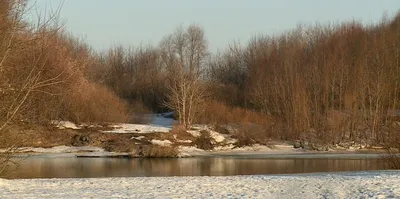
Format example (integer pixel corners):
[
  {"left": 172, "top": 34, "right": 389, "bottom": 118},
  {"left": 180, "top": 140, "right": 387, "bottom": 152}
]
[
  {"left": 178, "top": 146, "right": 204, "bottom": 153},
  {"left": 187, "top": 130, "right": 201, "bottom": 137},
  {"left": 173, "top": 134, "right": 192, "bottom": 143},
  {"left": 131, "top": 136, "right": 145, "bottom": 140},
  {"left": 176, "top": 139, "right": 192, "bottom": 143},
  {"left": 103, "top": 123, "right": 170, "bottom": 134},
  {"left": 151, "top": 139, "right": 172, "bottom": 146},
  {"left": 151, "top": 113, "right": 176, "bottom": 128},
  {"left": 209, "top": 130, "right": 225, "bottom": 143},
  {"left": 232, "top": 144, "right": 271, "bottom": 151},
  {"left": 132, "top": 112, "right": 177, "bottom": 128},
  {"left": 225, "top": 138, "right": 238, "bottom": 144},
  {"left": 186, "top": 125, "right": 227, "bottom": 143},
  {"left": 51, "top": 121, "right": 81, "bottom": 130},
  {"left": 16, "top": 146, "right": 104, "bottom": 153},
  {"left": 213, "top": 144, "right": 236, "bottom": 151}
]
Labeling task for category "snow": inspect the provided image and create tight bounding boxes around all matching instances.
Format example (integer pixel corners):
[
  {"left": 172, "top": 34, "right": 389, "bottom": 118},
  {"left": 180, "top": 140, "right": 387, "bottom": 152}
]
[
  {"left": 213, "top": 144, "right": 236, "bottom": 151},
  {"left": 131, "top": 135, "right": 145, "bottom": 140},
  {"left": 178, "top": 146, "right": 205, "bottom": 157},
  {"left": 151, "top": 113, "right": 176, "bottom": 128},
  {"left": 0, "top": 171, "right": 399, "bottom": 198},
  {"left": 51, "top": 113, "right": 176, "bottom": 134},
  {"left": 14, "top": 146, "right": 104, "bottom": 153},
  {"left": 187, "top": 129, "right": 201, "bottom": 137},
  {"left": 178, "top": 146, "right": 204, "bottom": 152},
  {"left": 103, "top": 123, "right": 171, "bottom": 134},
  {"left": 176, "top": 139, "right": 192, "bottom": 143},
  {"left": 151, "top": 139, "right": 173, "bottom": 146},
  {"left": 177, "top": 143, "right": 297, "bottom": 157},
  {"left": 172, "top": 134, "right": 192, "bottom": 143},
  {"left": 176, "top": 143, "right": 388, "bottom": 158},
  {"left": 186, "top": 125, "right": 228, "bottom": 143},
  {"left": 132, "top": 112, "right": 177, "bottom": 128},
  {"left": 209, "top": 130, "right": 225, "bottom": 143},
  {"left": 51, "top": 120, "right": 81, "bottom": 130}
]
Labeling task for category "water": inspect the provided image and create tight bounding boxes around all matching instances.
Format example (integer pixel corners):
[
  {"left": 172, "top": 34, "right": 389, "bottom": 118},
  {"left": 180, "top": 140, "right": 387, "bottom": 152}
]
[{"left": 4, "top": 156, "right": 388, "bottom": 179}]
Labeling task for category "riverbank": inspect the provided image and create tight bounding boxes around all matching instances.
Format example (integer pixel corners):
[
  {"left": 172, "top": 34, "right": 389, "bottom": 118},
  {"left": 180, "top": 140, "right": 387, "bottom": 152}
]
[
  {"left": 1, "top": 116, "right": 391, "bottom": 159},
  {"left": 1, "top": 171, "right": 399, "bottom": 198},
  {"left": 6, "top": 143, "right": 386, "bottom": 159}
]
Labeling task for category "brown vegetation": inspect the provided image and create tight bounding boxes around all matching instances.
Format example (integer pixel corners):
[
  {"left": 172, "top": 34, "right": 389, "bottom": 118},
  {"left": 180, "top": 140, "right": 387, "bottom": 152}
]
[
  {"left": 0, "top": 0, "right": 129, "bottom": 175},
  {"left": 135, "top": 145, "right": 178, "bottom": 158},
  {"left": 160, "top": 25, "right": 209, "bottom": 129},
  {"left": 197, "top": 100, "right": 273, "bottom": 127},
  {"left": 232, "top": 124, "right": 270, "bottom": 147},
  {"left": 383, "top": 124, "right": 400, "bottom": 169},
  {"left": 170, "top": 125, "right": 195, "bottom": 142},
  {"left": 194, "top": 130, "right": 214, "bottom": 150},
  {"left": 2, "top": 0, "right": 400, "bottom": 168},
  {"left": 85, "top": 13, "right": 400, "bottom": 147},
  {"left": 208, "top": 15, "right": 400, "bottom": 145},
  {"left": 0, "top": 1, "right": 129, "bottom": 126},
  {"left": 87, "top": 45, "right": 166, "bottom": 113}
]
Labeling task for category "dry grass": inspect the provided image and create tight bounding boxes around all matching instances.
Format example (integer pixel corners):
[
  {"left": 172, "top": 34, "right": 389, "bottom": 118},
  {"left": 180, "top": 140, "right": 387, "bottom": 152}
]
[
  {"left": 0, "top": 124, "right": 74, "bottom": 148},
  {"left": 212, "top": 124, "right": 231, "bottom": 135},
  {"left": 232, "top": 132, "right": 256, "bottom": 148},
  {"left": 170, "top": 125, "right": 195, "bottom": 141},
  {"left": 135, "top": 145, "right": 178, "bottom": 158},
  {"left": 232, "top": 123, "right": 269, "bottom": 147},
  {"left": 383, "top": 128, "right": 400, "bottom": 169}
]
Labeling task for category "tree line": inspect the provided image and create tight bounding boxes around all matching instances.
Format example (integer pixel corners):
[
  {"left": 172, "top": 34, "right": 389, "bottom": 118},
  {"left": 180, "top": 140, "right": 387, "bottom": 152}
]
[{"left": 89, "top": 14, "right": 400, "bottom": 145}]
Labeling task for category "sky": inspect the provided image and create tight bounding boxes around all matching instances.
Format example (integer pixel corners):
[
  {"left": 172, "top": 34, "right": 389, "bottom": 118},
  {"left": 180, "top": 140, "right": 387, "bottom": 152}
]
[{"left": 30, "top": 0, "right": 400, "bottom": 52}]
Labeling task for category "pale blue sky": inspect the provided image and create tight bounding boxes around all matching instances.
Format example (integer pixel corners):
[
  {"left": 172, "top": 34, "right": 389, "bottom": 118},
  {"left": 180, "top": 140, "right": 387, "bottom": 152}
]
[{"left": 30, "top": 0, "right": 399, "bottom": 52}]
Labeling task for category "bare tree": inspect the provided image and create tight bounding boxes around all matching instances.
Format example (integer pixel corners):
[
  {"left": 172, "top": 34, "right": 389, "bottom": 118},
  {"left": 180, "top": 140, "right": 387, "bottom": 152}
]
[{"left": 160, "top": 25, "right": 208, "bottom": 128}]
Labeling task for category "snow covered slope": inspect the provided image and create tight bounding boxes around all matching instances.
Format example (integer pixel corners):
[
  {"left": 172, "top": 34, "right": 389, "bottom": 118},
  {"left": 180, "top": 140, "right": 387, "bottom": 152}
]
[{"left": 1, "top": 171, "right": 399, "bottom": 198}]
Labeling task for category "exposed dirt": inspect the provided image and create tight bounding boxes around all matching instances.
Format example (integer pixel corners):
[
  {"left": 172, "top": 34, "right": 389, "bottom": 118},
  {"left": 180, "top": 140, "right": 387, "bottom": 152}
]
[
  {"left": 1, "top": 122, "right": 386, "bottom": 158},
  {"left": 1, "top": 123, "right": 142, "bottom": 153}
]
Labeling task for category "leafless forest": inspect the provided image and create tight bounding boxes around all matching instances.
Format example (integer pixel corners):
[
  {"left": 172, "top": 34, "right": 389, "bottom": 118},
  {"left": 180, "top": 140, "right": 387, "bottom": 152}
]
[{"left": 1, "top": 0, "right": 400, "bottom": 152}]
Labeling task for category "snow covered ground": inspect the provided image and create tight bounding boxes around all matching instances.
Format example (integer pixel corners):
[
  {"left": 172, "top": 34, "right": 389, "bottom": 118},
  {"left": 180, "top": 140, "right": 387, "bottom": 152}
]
[
  {"left": 15, "top": 146, "right": 104, "bottom": 153},
  {"left": 0, "top": 171, "right": 399, "bottom": 198},
  {"left": 102, "top": 113, "right": 175, "bottom": 133},
  {"left": 30, "top": 116, "right": 390, "bottom": 158},
  {"left": 52, "top": 112, "right": 175, "bottom": 134},
  {"left": 103, "top": 123, "right": 171, "bottom": 134}
]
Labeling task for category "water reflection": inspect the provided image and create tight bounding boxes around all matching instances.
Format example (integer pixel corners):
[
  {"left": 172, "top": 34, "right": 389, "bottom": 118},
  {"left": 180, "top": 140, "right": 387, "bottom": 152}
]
[{"left": 5, "top": 157, "right": 388, "bottom": 179}]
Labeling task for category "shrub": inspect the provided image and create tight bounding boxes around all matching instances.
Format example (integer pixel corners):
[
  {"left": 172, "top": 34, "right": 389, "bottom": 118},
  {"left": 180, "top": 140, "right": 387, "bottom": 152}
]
[
  {"left": 170, "top": 125, "right": 195, "bottom": 141},
  {"left": 135, "top": 145, "right": 178, "bottom": 158},
  {"left": 212, "top": 124, "right": 231, "bottom": 135},
  {"left": 383, "top": 127, "right": 400, "bottom": 169},
  {"left": 233, "top": 132, "right": 256, "bottom": 148},
  {"left": 232, "top": 123, "right": 269, "bottom": 147},
  {"left": 194, "top": 130, "right": 214, "bottom": 150}
]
